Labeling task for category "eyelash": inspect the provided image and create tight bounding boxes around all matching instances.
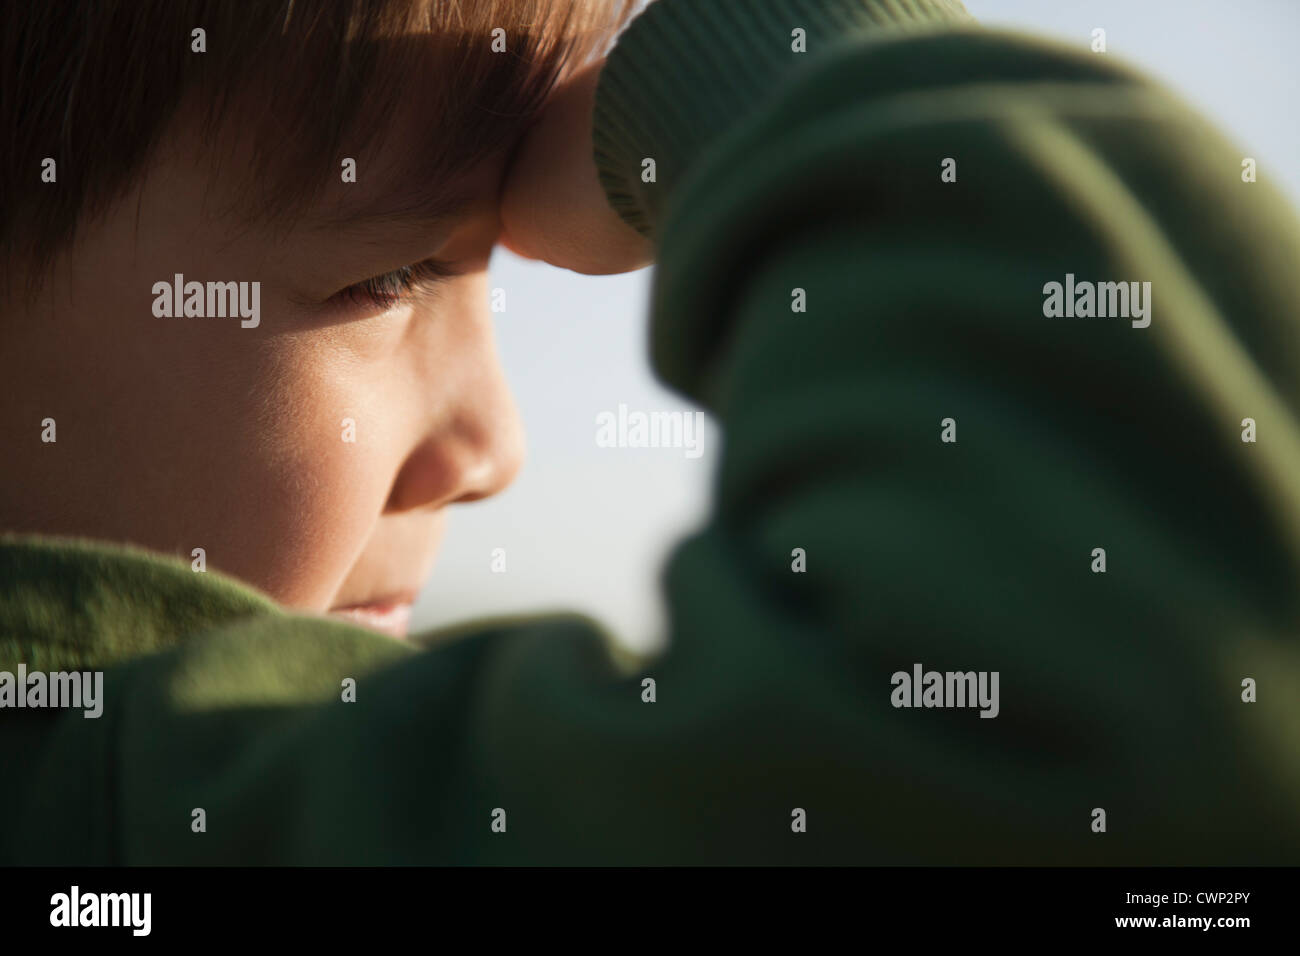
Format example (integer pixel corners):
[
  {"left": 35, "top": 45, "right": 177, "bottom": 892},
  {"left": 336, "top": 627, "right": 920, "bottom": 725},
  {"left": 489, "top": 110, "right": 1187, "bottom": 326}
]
[{"left": 333, "top": 258, "right": 457, "bottom": 312}]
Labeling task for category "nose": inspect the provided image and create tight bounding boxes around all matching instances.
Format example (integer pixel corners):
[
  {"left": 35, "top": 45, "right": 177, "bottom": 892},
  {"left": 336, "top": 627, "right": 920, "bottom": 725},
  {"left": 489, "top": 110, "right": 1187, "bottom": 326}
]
[{"left": 384, "top": 313, "right": 525, "bottom": 515}]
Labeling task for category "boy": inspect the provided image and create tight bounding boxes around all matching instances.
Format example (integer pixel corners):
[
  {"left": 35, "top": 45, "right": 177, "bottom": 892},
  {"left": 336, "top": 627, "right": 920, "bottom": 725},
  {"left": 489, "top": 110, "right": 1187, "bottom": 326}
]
[{"left": 2, "top": 0, "right": 1298, "bottom": 864}]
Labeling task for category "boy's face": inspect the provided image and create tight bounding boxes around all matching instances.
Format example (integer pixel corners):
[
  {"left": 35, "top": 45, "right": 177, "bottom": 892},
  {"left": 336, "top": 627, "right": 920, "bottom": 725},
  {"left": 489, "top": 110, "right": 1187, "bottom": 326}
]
[{"left": 1, "top": 105, "right": 525, "bottom": 638}]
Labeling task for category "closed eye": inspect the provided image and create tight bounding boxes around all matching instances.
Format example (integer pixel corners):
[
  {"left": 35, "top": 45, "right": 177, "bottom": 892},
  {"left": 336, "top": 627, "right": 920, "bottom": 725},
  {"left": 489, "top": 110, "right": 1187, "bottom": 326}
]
[{"left": 331, "top": 258, "right": 459, "bottom": 312}]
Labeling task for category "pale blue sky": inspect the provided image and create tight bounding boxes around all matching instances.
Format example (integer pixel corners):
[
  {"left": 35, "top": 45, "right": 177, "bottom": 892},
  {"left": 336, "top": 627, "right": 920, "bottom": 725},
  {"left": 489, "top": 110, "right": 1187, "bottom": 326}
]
[{"left": 412, "top": 0, "right": 1300, "bottom": 650}]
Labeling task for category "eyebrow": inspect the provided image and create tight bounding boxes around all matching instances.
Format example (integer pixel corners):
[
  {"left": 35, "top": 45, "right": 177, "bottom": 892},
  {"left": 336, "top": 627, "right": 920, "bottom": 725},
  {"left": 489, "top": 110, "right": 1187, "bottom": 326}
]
[{"left": 305, "top": 175, "right": 481, "bottom": 242}]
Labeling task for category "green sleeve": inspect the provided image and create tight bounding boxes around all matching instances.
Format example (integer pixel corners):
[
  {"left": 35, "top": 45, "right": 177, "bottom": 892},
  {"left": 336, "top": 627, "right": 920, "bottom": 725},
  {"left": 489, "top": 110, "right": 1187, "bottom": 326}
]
[{"left": 17, "top": 0, "right": 1300, "bottom": 863}]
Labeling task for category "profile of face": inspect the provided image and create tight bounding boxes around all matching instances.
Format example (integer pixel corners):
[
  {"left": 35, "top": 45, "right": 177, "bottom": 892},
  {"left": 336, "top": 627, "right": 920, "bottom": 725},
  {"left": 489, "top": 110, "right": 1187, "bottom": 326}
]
[{"left": 0, "top": 94, "right": 526, "bottom": 638}]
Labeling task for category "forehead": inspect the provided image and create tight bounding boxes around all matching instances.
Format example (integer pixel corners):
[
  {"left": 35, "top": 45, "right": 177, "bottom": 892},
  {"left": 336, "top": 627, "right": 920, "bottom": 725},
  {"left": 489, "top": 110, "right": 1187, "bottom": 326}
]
[
  {"left": 305, "top": 140, "right": 510, "bottom": 249},
  {"left": 304, "top": 42, "right": 518, "bottom": 230},
  {"left": 117, "top": 93, "right": 509, "bottom": 295}
]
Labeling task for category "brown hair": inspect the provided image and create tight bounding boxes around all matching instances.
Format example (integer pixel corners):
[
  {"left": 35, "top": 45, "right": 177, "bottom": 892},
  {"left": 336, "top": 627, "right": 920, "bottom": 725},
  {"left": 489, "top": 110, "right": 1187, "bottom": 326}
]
[{"left": 0, "top": 0, "right": 637, "bottom": 293}]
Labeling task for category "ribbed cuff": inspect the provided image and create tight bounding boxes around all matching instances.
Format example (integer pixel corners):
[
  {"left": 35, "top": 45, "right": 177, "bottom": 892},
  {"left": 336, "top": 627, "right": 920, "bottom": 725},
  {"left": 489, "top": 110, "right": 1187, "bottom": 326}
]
[{"left": 593, "top": 0, "right": 974, "bottom": 240}]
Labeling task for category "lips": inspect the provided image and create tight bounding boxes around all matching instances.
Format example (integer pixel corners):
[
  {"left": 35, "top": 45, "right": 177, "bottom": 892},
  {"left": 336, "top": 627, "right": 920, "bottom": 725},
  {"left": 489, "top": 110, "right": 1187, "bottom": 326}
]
[{"left": 328, "top": 600, "right": 414, "bottom": 639}]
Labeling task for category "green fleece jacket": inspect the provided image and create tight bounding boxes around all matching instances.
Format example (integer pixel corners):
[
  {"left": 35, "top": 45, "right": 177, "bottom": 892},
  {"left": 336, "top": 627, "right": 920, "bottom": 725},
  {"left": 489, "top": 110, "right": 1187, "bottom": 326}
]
[{"left": 3, "top": 0, "right": 1300, "bottom": 865}]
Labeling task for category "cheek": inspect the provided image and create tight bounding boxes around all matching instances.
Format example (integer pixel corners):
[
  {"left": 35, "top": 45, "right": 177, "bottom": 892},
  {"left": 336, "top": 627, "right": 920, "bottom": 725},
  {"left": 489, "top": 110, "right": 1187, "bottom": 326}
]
[
  {"left": 221, "top": 345, "right": 407, "bottom": 609},
  {"left": 9, "top": 180, "right": 422, "bottom": 609},
  {"left": 48, "top": 325, "right": 402, "bottom": 610}
]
